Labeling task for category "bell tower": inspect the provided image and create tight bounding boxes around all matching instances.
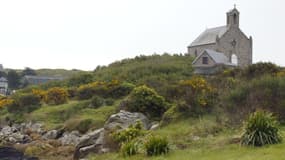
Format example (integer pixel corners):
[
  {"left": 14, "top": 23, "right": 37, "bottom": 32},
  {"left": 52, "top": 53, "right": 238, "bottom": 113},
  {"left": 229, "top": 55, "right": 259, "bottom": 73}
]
[{"left": 227, "top": 5, "right": 239, "bottom": 28}]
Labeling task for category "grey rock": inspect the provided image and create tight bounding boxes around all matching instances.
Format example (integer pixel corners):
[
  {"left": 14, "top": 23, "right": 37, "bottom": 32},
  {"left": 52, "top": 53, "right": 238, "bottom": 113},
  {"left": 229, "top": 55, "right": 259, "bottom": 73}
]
[
  {"left": 59, "top": 131, "right": 81, "bottom": 146},
  {"left": 74, "top": 110, "right": 150, "bottom": 160},
  {"left": 42, "top": 130, "right": 60, "bottom": 140},
  {"left": 25, "top": 122, "right": 44, "bottom": 134},
  {"left": 0, "top": 125, "right": 31, "bottom": 145},
  {"left": 77, "top": 128, "right": 104, "bottom": 149},
  {"left": 150, "top": 122, "right": 160, "bottom": 130},
  {"left": 1, "top": 126, "right": 17, "bottom": 135},
  {"left": 192, "top": 136, "right": 200, "bottom": 141},
  {"left": 104, "top": 110, "right": 150, "bottom": 131}
]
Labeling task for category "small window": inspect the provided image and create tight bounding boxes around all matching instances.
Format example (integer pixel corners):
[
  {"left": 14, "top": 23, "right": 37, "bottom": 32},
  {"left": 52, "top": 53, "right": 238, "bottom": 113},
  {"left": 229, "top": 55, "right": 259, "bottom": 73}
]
[
  {"left": 194, "top": 50, "right": 198, "bottom": 57},
  {"left": 202, "top": 57, "right": 208, "bottom": 64}
]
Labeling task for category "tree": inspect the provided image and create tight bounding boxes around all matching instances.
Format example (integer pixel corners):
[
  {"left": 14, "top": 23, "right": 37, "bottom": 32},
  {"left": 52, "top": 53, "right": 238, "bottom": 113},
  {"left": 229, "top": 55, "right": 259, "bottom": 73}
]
[
  {"left": 7, "top": 70, "right": 21, "bottom": 89},
  {"left": 22, "top": 67, "right": 37, "bottom": 76}
]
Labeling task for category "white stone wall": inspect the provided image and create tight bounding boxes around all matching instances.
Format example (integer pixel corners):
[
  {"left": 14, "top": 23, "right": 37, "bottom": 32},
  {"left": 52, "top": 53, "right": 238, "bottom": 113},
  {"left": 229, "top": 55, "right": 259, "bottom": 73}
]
[
  {"left": 217, "top": 27, "right": 252, "bottom": 67},
  {"left": 188, "top": 44, "right": 216, "bottom": 57},
  {"left": 188, "top": 27, "right": 252, "bottom": 68},
  {"left": 193, "top": 53, "right": 216, "bottom": 67}
]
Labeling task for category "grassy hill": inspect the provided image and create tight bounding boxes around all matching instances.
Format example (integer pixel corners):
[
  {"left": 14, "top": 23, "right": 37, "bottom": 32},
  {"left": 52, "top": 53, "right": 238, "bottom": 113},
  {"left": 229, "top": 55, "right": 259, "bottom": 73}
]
[
  {"left": 1, "top": 53, "right": 285, "bottom": 159},
  {"left": 36, "top": 69, "right": 87, "bottom": 78}
]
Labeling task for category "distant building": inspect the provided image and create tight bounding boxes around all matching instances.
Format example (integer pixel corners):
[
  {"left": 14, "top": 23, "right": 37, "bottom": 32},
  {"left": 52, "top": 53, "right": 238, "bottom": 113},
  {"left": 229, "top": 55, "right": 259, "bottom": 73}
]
[
  {"left": 192, "top": 49, "right": 236, "bottom": 74},
  {"left": 0, "top": 77, "right": 8, "bottom": 95},
  {"left": 23, "top": 75, "right": 64, "bottom": 85},
  {"left": 0, "top": 64, "right": 3, "bottom": 72},
  {"left": 188, "top": 7, "right": 252, "bottom": 74}
]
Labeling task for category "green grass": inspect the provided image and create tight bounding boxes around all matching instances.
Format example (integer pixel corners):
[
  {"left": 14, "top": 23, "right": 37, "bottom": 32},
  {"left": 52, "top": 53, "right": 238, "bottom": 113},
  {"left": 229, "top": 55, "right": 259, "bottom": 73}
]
[
  {"left": 28, "top": 100, "right": 117, "bottom": 130},
  {"left": 36, "top": 69, "right": 87, "bottom": 78},
  {"left": 89, "top": 143, "right": 285, "bottom": 160},
  {"left": 88, "top": 116, "right": 285, "bottom": 160}
]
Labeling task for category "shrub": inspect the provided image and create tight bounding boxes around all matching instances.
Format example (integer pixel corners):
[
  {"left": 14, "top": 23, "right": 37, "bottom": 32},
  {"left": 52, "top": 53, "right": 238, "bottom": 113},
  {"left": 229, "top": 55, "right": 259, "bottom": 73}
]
[
  {"left": 161, "top": 105, "right": 182, "bottom": 125},
  {"left": 112, "top": 121, "right": 144, "bottom": 144},
  {"left": 46, "top": 87, "right": 68, "bottom": 105},
  {"left": 0, "top": 98, "right": 14, "bottom": 108},
  {"left": 7, "top": 93, "right": 41, "bottom": 113},
  {"left": 241, "top": 110, "right": 282, "bottom": 146},
  {"left": 144, "top": 135, "right": 170, "bottom": 156},
  {"left": 120, "top": 140, "right": 139, "bottom": 157},
  {"left": 177, "top": 77, "right": 217, "bottom": 115},
  {"left": 77, "top": 84, "right": 95, "bottom": 100},
  {"left": 109, "top": 82, "right": 135, "bottom": 98},
  {"left": 76, "top": 119, "right": 94, "bottom": 133},
  {"left": 90, "top": 96, "right": 104, "bottom": 108},
  {"left": 121, "top": 85, "right": 168, "bottom": 118},
  {"left": 225, "top": 76, "right": 285, "bottom": 122},
  {"left": 105, "top": 98, "right": 115, "bottom": 106},
  {"left": 76, "top": 82, "right": 106, "bottom": 100},
  {"left": 32, "top": 89, "right": 47, "bottom": 101},
  {"left": 67, "top": 73, "right": 94, "bottom": 87},
  {"left": 67, "top": 87, "right": 77, "bottom": 99},
  {"left": 64, "top": 118, "right": 94, "bottom": 133},
  {"left": 242, "top": 62, "right": 280, "bottom": 78}
]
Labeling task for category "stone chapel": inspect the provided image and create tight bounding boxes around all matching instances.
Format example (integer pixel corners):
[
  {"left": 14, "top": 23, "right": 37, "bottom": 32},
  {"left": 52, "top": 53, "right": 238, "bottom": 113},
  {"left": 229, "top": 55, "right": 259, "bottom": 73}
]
[{"left": 189, "top": 7, "right": 252, "bottom": 74}]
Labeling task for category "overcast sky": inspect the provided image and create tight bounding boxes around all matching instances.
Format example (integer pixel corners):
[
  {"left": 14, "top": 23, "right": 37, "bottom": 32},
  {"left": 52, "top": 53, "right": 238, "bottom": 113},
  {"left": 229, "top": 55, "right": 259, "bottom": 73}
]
[{"left": 0, "top": 0, "right": 284, "bottom": 70}]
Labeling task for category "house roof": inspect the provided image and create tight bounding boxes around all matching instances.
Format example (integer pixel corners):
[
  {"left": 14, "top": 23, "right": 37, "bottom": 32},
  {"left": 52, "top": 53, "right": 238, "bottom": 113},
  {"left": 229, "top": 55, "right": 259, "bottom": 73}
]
[
  {"left": 192, "top": 49, "right": 235, "bottom": 66},
  {"left": 189, "top": 26, "right": 229, "bottom": 47}
]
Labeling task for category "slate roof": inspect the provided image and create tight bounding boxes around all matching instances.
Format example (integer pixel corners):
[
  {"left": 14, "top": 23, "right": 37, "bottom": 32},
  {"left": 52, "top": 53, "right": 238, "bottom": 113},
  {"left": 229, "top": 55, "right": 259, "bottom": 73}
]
[
  {"left": 192, "top": 49, "right": 235, "bottom": 66},
  {"left": 189, "top": 26, "right": 229, "bottom": 47}
]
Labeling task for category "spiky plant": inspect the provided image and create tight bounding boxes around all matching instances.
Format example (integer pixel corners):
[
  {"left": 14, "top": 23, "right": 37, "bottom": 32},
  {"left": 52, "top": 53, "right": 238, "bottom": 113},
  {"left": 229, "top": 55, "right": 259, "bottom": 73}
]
[{"left": 241, "top": 110, "right": 282, "bottom": 146}]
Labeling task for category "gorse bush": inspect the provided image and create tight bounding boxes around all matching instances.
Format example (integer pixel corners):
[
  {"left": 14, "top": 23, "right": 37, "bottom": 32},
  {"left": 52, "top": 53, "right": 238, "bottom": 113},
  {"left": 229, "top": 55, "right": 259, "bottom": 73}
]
[
  {"left": 0, "top": 98, "right": 14, "bottom": 108},
  {"left": 45, "top": 87, "right": 68, "bottom": 105},
  {"left": 241, "top": 110, "right": 282, "bottom": 146},
  {"left": 7, "top": 93, "right": 41, "bottom": 113},
  {"left": 121, "top": 85, "right": 168, "bottom": 118},
  {"left": 144, "top": 135, "right": 170, "bottom": 156},
  {"left": 177, "top": 77, "right": 217, "bottom": 115}
]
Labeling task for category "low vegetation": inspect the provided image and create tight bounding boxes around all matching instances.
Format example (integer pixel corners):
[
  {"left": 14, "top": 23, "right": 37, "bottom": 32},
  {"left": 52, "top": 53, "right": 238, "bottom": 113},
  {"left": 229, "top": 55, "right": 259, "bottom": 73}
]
[
  {"left": 120, "top": 85, "right": 169, "bottom": 118},
  {"left": 1, "top": 53, "right": 285, "bottom": 160},
  {"left": 241, "top": 110, "right": 282, "bottom": 146}
]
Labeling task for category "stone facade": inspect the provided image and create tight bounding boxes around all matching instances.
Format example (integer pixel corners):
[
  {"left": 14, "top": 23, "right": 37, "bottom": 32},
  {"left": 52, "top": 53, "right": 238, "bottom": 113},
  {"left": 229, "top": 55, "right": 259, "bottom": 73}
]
[{"left": 188, "top": 7, "right": 252, "bottom": 67}]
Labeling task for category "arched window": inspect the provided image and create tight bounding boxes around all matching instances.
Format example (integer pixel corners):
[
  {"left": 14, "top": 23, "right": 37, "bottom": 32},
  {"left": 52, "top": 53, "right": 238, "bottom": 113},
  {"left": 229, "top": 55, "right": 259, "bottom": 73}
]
[{"left": 231, "top": 54, "right": 238, "bottom": 65}]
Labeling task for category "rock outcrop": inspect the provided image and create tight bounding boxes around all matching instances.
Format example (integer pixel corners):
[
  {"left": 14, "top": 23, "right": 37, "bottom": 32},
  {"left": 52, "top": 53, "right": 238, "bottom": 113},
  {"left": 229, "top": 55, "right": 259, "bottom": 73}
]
[
  {"left": 59, "top": 131, "right": 81, "bottom": 146},
  {"left": 74, "top": 110, "right": 150, "bottom": 160},
  {"left": 0, "top": 111, "right": 151, "bottom": 160}
]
